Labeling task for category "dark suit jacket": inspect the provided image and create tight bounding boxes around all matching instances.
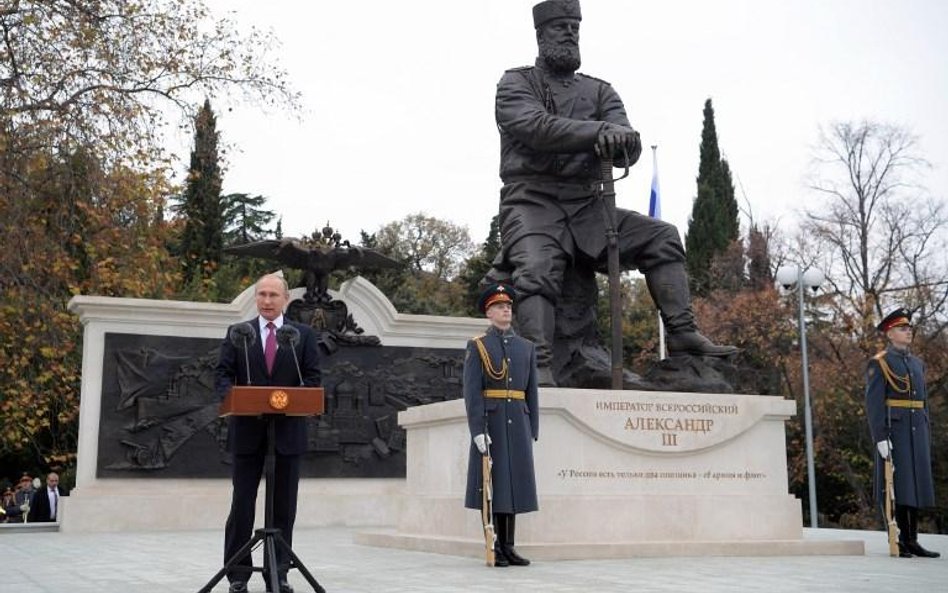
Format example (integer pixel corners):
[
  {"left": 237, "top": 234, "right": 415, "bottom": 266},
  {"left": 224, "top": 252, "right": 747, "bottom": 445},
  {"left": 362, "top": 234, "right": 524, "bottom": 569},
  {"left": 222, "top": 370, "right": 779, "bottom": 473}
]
[
  {"left": 215, "top": 318, "right": 321, "bottom": 456},
  {"left": 27, "top": 487, "right": 68, "bottom": 522}
]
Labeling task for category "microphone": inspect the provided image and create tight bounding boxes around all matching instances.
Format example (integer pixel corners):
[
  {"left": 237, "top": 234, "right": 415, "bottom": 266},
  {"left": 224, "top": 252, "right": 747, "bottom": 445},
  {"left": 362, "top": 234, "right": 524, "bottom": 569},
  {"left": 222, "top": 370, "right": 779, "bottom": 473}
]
[
  {"left": 276, "top": 324, "right": 304, "bottom": 386},
  {"left": 228, "top": 322, "right": 257, "bottom": 386}
]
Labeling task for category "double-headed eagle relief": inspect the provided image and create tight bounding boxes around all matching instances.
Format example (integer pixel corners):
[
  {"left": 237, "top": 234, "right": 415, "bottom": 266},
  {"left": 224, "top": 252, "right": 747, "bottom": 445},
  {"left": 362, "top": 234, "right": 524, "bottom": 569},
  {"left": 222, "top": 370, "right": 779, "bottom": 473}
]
[
  {"left": 225, "top": 224, "right": 400, "bottom": 303},
  {"left": 225, "top": 225, "right": 401, "bottom": 348}
]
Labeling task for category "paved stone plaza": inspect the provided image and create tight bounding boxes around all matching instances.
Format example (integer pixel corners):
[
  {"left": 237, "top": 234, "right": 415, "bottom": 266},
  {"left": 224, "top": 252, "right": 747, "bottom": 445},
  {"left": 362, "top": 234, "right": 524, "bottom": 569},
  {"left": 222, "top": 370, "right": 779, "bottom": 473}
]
[{"left": 2, "top": 526, "right": 945, "bottom": 592}]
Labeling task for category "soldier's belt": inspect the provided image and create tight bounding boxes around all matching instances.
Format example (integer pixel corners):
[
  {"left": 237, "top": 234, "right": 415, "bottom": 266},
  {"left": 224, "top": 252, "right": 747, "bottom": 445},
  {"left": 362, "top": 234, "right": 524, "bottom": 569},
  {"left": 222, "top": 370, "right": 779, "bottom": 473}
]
[
  {"left": 886, "top": 399, "right": 924, "bottom": 409},
  {"left": 483, "top": 389, "right": 525, "bottom": 400}
]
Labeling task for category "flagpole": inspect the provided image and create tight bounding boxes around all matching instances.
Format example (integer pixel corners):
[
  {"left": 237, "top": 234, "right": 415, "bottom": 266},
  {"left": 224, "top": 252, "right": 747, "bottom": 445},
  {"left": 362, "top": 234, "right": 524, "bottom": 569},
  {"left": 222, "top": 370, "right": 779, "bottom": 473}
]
[{"left": 650, "top": 145, "right": 667, "bottom": 360}]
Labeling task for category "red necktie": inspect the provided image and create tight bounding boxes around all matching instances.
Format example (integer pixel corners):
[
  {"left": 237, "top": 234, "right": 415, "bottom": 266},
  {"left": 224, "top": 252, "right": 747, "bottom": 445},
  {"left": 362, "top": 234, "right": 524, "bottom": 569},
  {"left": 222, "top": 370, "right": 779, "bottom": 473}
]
[{"left": 265, "top": 322, "right": 277, "bottom": 374}]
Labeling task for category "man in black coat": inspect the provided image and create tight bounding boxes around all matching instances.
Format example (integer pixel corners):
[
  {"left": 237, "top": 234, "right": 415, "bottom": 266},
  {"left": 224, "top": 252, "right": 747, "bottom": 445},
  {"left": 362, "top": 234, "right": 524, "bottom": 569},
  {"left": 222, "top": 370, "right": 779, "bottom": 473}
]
[
  {"left": 216, "top": 274, "right": 322, "bottom": 593},
  {"left": 27, "top": 472, "right": 67, "bottom": 522},
  {"left": 865, "top": 308, "right": 938, "bottom": 558},
  {"left": 464, "top": 283, "right": 539, "bottom": 567},
  {"left": 486, "top": 0, "right": 736, "bottom": 386}
]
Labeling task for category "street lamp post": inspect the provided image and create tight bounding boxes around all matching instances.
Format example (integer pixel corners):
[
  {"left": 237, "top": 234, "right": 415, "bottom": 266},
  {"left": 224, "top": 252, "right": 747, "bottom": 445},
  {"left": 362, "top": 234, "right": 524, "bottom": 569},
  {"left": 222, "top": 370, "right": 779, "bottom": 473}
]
[{"left": 776, "top": 265, "right": 825, "bottom": 529}]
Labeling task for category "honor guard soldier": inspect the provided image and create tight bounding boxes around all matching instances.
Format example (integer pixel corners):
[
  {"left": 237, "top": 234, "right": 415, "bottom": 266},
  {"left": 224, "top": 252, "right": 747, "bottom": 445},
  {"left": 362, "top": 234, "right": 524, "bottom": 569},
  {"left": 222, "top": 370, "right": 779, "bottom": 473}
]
[
  {"left": 464, "top": 284, "right": 539, "bottom": 567},
  {"left": 865, "top": 308, "right": 939, "bottom": 558}
]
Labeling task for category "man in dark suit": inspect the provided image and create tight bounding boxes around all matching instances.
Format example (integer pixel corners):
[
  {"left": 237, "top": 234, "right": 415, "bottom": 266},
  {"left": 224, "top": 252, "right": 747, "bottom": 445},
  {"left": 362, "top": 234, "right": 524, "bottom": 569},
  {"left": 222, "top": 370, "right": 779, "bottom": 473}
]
[
  {"left": 216, "top": 273, "right": 321, "bottom": 593},
  {"left": 865, "top": 307, "right": 938, "bottom": 558},
  {"left": 464, "top": 284, "right": 539, "bottom": 567},
  {"left": 27, "top": 472, "right": 67, "bottom": 522}
]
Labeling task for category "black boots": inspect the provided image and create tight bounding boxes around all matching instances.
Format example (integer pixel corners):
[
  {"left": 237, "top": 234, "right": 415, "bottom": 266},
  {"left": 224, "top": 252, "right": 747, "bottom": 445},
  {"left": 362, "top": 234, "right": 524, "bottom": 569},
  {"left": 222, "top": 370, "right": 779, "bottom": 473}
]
[
  {"left": 904, "top": 541, "right": 941, "bottom": 558},
  {"left": 492, "top": 542, "right": 510, "bottom": 567},
  {"left": 896, "top": 505, "right": 940, "bottom": 558},
  {"left": 645, "top": 264, "right": 739, "bottom": 357},
  {"left": 493, "top": 514, "right": 530, "bottom": 567},
  {"left": 502, "top": 514, "right": 530, "bottom": 566}
]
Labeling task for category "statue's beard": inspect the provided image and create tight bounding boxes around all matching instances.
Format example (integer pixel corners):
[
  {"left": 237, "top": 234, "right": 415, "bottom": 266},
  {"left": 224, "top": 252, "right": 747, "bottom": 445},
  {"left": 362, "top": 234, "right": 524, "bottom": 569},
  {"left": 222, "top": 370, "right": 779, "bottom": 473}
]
[{"left": 539, "top": 38, "right": 581, "bottom": 74}]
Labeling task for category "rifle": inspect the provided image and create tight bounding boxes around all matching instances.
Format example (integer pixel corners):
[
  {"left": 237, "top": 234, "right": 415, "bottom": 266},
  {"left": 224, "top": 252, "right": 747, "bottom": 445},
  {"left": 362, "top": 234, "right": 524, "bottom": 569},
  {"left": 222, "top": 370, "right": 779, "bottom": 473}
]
[
  {"left": 598, "top": 151, "right": 631, "bottom": 390},
  {"left": 884, "top": 454, "right": 899, "bottom": 557},
  {"left": 480, "top": 439, "right": 496, "bottom": 566}
]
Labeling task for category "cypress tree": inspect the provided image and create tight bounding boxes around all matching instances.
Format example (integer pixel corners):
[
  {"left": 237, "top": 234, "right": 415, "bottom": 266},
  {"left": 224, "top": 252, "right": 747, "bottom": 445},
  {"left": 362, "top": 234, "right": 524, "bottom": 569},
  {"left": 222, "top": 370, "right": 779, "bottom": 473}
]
[
  {"left": 176, "top": 98, "right": 224, "bottom": 283},
  {"left": 685, "top": 98, "right": 740, "bottom": 296},
  {"left": 459, "top": 214, "right": 502, "bottom": 315}
]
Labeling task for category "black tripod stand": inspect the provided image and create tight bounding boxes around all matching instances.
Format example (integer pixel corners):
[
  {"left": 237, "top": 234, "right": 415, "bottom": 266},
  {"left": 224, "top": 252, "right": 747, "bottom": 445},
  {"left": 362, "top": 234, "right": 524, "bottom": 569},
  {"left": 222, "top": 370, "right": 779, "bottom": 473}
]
[{"left": 199, "top": 416, "right": 325, "bottom": 593}]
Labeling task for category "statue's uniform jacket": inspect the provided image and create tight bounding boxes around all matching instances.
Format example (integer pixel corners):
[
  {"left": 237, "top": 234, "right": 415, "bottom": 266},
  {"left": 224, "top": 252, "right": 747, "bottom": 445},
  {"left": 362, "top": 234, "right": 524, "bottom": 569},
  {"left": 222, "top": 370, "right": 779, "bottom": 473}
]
[
  {"left": 865, "top": 346, "right": 935, "bottom": 508},
  {"left": 494, "top": 60, "right": 685, "bottom": 300},
  {"left": 464, "top": 325, "right": 539, "bottom": 514}
]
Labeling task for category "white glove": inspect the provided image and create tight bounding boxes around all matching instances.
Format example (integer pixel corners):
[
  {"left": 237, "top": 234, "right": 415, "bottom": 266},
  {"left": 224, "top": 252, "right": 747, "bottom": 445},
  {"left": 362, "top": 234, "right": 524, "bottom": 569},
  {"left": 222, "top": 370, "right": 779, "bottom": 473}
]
[
  {"left": 876, "top": 440, "right": 892, "bottom": 459},
  {"left": 473, "top": 433, "right": 492, "bottom": 454}
]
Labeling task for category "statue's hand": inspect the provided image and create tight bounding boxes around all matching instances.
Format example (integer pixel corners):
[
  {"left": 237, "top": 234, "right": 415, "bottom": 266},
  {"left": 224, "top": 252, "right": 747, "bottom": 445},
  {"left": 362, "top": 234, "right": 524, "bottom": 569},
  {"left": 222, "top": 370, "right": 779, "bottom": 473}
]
[{"left": 595, "top": 124, "right": 641, "bottom": 166}]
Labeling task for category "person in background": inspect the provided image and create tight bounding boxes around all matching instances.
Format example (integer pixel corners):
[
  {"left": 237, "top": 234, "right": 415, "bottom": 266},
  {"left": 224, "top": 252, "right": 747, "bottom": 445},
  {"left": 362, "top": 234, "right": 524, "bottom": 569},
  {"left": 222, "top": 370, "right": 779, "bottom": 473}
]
[
  {"left": 27, "top": 472, "right": 67, "bottom": 523},
  {"left": 10, "top": 475, "right": 34, "bottom": 523},
  {"left": 1, "top": 488, "right": 17, "bottom": 523}
]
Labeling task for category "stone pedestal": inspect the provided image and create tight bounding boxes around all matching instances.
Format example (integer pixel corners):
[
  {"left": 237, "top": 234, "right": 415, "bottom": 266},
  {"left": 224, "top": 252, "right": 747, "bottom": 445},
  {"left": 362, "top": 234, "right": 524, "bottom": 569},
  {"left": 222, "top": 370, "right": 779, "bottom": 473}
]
[{"left": 355, "top": 389, "right": 865, "bottom": 558}]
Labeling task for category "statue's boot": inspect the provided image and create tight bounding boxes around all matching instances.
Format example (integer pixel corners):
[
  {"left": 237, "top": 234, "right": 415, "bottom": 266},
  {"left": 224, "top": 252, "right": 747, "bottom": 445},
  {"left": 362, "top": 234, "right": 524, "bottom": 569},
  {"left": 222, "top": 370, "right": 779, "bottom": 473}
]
[
  {"left": 514, "top": 295, "right": 558, "bottom": 386},
  {"left": 645, "top": 263, "right": 739, "bottom": 357}
]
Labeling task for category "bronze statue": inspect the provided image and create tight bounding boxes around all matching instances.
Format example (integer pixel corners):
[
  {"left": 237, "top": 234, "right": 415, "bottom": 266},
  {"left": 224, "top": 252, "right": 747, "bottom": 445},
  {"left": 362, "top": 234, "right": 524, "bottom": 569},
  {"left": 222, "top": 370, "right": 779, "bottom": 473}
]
[{"left": 486, "top": 0, "right": 737, "bottom": 387}]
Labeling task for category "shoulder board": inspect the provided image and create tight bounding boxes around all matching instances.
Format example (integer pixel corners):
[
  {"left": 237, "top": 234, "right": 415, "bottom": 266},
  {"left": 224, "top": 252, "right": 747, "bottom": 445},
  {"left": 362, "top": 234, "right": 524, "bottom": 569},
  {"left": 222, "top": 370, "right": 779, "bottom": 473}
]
[
  {"left": 505, "top": 65, "right": 533, "bottom": 73},
  {"left": 577, "top": 72, "right": 612, "bottom": 85}
]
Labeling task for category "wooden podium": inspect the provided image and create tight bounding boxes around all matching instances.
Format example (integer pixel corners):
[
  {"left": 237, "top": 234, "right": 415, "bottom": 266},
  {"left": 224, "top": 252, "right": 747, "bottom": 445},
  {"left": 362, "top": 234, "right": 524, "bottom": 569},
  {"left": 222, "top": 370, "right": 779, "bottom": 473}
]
[
  {"left": 220, "top": 385, "right": 325, "bottom": 417},
  {"left": 200, "top": 385, "right": 326, "bottom": 593}
]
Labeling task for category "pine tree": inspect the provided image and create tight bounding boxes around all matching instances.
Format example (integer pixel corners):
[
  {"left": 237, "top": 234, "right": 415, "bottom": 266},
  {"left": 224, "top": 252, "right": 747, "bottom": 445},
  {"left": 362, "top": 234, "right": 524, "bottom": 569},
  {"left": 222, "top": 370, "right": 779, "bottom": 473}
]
[
  {"left": 685, "top": 98, "right": 740, "bottom": 296},
  {"left": 222, "top": 193, "right": 276, "bottom": 245},
  {"left": 176, "top": 99, "right": 224, "bottom": 283}
]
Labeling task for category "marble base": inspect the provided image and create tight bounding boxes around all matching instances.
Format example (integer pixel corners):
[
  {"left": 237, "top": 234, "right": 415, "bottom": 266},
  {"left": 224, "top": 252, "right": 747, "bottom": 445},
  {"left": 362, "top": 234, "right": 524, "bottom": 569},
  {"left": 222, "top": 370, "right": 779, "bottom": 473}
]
[
  {"left": 60, "top": 478, "right": 401, "bottom": 533},
  {"left": 354, "top": 389, "right": 866, "bottom": 558}
]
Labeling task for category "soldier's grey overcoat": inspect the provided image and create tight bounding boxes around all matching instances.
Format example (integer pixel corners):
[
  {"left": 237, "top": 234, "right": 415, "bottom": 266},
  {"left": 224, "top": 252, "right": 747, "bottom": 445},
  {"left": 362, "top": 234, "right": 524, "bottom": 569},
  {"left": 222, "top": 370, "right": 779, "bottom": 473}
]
[
  {"left": 865, "top": 346, "right": 935, "bottom": 508},
  {"left": 464, "top": 325, "right": 539, "bottom": 514}
]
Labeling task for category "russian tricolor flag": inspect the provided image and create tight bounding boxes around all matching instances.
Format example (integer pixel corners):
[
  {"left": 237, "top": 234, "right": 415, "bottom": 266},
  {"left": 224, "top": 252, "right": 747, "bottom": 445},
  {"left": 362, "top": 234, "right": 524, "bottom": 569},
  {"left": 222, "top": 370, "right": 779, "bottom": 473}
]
[{"left": 648, "top": 146, "right": 661, "bottom": 219}]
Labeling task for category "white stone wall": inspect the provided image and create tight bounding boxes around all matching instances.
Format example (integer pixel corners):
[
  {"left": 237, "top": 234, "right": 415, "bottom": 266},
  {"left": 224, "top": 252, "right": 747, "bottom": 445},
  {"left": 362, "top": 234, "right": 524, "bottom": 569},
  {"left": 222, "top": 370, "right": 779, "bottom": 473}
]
[{"left": 62, "top": 276, "right": 485, "bottom": 532}]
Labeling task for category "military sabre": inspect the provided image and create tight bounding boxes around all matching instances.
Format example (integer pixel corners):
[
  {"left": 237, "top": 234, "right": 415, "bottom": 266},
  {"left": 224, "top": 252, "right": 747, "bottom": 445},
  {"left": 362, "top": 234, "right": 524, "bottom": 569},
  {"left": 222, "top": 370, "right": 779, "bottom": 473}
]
[{"left": 598, "top": 150, "right": 631, "bottom": 390}]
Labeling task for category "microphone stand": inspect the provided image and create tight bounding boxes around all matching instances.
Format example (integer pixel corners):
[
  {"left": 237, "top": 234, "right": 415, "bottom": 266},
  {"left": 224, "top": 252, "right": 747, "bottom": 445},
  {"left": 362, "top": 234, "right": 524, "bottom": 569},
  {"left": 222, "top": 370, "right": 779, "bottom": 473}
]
[
  {"left": 199, "top": 418, "right": 324, "bottom": 593},
  {"left": 243, "top": 336, "right": 253, "bottom": 386}
]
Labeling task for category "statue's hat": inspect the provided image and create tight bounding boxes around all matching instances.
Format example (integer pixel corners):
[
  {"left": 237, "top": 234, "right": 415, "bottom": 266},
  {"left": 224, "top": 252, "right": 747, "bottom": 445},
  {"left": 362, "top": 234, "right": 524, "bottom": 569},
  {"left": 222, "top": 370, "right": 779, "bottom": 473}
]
[{"left": 533, "top": 0, "right": 582, "bottom": 28}]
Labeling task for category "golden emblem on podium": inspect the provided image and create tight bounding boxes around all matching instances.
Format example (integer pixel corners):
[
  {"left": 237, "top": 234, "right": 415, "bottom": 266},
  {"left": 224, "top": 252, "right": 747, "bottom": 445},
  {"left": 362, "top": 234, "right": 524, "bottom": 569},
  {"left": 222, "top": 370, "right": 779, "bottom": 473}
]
[{"left": 268, "top": 389, "right": 290, "bottom": 410}]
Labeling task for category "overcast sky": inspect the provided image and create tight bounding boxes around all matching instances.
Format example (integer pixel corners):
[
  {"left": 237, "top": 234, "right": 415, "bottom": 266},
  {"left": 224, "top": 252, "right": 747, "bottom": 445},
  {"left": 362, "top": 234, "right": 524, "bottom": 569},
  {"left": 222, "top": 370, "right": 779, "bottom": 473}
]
[{"left": 181, "top": 0, "right": 948, "bottom": 248}]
